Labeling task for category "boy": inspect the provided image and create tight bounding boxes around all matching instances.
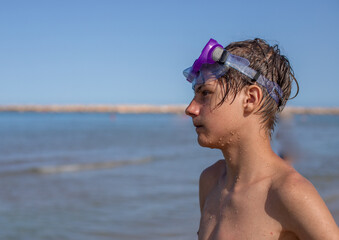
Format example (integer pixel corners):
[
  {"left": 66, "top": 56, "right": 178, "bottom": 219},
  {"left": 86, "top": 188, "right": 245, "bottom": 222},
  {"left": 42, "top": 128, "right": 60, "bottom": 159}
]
[{"left": 183, "top": 38, "right": 339, "bottom": 239}]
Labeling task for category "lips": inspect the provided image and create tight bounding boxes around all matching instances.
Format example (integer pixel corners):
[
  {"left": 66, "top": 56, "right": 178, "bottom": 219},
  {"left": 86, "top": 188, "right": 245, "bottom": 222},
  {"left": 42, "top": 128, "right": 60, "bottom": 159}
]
[{"left": 193, "top": 121, "right": 203, "bottom": 129}]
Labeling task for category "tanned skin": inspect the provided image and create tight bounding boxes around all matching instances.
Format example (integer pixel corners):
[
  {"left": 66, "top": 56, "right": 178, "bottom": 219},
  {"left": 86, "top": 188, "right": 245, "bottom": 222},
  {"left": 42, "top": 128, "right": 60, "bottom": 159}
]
[{"left": 185, "top": 80, "right": 339, "bottom": 240}]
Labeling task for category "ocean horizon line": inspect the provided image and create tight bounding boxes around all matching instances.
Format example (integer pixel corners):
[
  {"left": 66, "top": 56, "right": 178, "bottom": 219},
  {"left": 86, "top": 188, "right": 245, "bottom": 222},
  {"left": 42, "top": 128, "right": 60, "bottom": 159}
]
[{"left": 0, "top": 104, "right": 339, "bottom": 115}]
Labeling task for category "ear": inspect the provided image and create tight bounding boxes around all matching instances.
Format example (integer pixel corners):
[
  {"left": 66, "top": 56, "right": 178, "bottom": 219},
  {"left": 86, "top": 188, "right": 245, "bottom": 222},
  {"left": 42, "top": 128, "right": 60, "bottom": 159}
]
[{"left": 243, "top": 85, "right": 263, "bottom": 113}]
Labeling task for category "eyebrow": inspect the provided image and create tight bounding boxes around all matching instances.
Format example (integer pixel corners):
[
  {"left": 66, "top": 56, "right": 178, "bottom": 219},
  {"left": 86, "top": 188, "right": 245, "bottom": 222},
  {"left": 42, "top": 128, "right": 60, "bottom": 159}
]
[
  {"left": 194, "top": 82, "right": 215, "bottom": 94},
  {"left": 194, "top": 85, "right": 203, "bottom": 94}
]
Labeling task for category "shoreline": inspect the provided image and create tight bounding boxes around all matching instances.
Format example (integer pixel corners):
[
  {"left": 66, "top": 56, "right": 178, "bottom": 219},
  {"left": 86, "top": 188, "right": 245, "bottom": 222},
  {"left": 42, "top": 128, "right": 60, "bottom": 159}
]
[
  {"left": 0, "top": 105, "right": 187, "bottom": 114},
  {"left": 0, "top": 105, "right": 339, "bottom": 115}
]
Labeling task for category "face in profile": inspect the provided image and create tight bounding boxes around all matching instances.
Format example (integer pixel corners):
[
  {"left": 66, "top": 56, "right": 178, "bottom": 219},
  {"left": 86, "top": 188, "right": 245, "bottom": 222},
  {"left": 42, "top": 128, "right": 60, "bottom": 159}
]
[{"left": 185, "top": 79, "right": 245, "bottom": 149}]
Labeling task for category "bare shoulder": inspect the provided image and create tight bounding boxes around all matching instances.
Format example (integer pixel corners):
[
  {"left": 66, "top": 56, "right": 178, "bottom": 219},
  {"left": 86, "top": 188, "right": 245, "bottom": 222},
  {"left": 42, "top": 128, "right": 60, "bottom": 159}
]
[
  {"left": 199, "top": 159, "right": 225, "bottom": 212},
  {"left": 269, "top": 167, "right": 339, "bottom": 239},
  {"left": 200, "top": 159, "right": 225, "bottom": 183}
]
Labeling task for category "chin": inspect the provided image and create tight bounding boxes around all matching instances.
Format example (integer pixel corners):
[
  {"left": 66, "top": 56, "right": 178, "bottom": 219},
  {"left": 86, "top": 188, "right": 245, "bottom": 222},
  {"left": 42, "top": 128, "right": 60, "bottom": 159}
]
[{"left": 197, "top": 136, "right": 218, "bottom": 149}]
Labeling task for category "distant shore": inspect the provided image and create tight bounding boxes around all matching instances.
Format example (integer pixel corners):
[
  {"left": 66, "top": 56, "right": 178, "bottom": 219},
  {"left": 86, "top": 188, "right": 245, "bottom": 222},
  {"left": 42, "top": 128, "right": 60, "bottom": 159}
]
[
  {"left": 0, "top": 105, "right": 187, "bottom": 114},
  {"left": 0, "top": 105, "right": 339, "bottom": 115}
]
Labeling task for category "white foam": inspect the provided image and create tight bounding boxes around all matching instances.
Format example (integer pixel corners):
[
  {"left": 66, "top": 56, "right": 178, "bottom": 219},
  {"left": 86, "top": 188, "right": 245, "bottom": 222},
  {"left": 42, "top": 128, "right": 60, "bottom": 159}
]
[{"left": 31, "top": 157, "right": 152, "bottom": 174}]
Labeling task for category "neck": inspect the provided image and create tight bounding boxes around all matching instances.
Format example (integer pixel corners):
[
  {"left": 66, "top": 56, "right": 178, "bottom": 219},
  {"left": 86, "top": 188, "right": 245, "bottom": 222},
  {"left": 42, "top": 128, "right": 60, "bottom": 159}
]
[{"left": 220, "top": 126, "right": 277, "bottom": 190}]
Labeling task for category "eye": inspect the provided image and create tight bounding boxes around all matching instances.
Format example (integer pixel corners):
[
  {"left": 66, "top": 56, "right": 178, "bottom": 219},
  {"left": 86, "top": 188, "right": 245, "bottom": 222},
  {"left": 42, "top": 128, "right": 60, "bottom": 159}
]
[{"left": 202, "top": 90, "right": 212, "bottom": 96}]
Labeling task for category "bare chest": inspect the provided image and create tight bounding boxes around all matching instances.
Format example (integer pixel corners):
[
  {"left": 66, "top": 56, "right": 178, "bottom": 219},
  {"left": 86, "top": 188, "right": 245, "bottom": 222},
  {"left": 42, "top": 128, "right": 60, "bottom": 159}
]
[{"left": 198, "top": 187, "right": 298, "bottom": 240}]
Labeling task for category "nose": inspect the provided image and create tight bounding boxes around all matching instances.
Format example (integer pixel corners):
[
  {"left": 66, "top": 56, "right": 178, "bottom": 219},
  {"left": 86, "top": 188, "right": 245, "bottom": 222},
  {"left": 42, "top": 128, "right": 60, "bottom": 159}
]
[{"left": 185, "top": 99, "right": 200, "bottom": 118}]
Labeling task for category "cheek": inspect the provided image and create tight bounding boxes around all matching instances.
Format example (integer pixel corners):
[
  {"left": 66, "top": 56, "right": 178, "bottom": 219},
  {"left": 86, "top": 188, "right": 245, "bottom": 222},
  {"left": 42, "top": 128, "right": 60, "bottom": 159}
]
[
  {"left": 197, "top": 113, "right": 226, "bottom": 144},
  {"left": 208, "top": 106, "right": 242, "bottom": 136}
]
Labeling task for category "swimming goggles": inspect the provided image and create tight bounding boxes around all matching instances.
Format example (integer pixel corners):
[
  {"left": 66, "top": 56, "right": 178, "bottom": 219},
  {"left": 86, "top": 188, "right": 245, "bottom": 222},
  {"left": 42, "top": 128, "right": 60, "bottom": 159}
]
[{"left": 183, "top": 39, "right": 283, "bottom": 105}]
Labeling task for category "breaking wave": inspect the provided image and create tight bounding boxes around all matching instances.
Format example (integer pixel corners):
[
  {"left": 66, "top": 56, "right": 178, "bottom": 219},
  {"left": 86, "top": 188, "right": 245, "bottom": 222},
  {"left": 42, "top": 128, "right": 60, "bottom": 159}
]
[{"left": 1, "top": 157, "right": 153, "bottom": 176}]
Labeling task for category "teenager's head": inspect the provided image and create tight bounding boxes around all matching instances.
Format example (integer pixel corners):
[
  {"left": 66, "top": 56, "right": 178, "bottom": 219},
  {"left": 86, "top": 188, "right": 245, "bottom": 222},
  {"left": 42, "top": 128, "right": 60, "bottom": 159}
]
[
  {"left": 185, "top": 38, "right": 299, "bottom": 138},
  {"left": 221, "top": 38, "right": 299, "bottom": 135},
  {"left": 186, "top": 79, "right": 248, "bottom": 148}
]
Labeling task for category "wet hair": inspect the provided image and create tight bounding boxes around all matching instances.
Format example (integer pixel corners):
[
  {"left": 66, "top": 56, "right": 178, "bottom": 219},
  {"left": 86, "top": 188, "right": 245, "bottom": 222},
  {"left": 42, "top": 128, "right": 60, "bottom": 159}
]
[{"left": 217, "top": 38, "right": 299, "bottom": 136}]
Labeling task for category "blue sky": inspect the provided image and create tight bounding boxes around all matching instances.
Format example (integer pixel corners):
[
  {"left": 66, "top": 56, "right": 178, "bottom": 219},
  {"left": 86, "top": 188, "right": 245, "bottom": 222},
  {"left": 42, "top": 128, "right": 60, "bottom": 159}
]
[{"left": 0, "top": 0, "right": 338, "bottom": 107}]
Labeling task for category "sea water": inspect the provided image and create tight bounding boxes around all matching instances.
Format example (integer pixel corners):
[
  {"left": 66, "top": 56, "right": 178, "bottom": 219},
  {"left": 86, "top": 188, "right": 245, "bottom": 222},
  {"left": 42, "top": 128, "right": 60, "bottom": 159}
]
[{"left": 0, "top": 113, "right": 338, "bottom": 239}]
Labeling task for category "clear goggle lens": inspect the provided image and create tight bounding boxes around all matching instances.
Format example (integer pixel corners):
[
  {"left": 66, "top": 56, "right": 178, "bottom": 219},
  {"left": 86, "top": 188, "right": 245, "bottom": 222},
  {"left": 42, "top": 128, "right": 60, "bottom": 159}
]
[{"left": 184, "top": 63, "right": 228, "bottom": 89}]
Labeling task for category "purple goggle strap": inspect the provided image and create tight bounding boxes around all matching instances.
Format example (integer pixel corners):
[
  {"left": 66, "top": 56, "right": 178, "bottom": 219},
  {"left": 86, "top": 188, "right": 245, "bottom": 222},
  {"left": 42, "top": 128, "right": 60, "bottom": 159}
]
[{"left": 226, "top": 54, "right": 283, "bottom": 104}]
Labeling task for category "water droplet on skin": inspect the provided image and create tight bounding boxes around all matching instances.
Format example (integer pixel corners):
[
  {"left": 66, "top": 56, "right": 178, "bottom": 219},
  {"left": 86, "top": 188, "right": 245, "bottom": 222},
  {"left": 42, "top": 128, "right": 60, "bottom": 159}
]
[{"left": 237, "top": 133, "right": 240, "bottom": 140}]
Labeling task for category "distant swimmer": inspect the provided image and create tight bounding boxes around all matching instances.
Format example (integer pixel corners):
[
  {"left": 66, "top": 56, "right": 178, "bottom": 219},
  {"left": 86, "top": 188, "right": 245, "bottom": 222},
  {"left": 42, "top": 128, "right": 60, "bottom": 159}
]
[
  {"left": 183, "top": 38, "right": 339, "bottom": 239},
  {"left": 275, "top": 114, "right": 298, "bottom": 164}
]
